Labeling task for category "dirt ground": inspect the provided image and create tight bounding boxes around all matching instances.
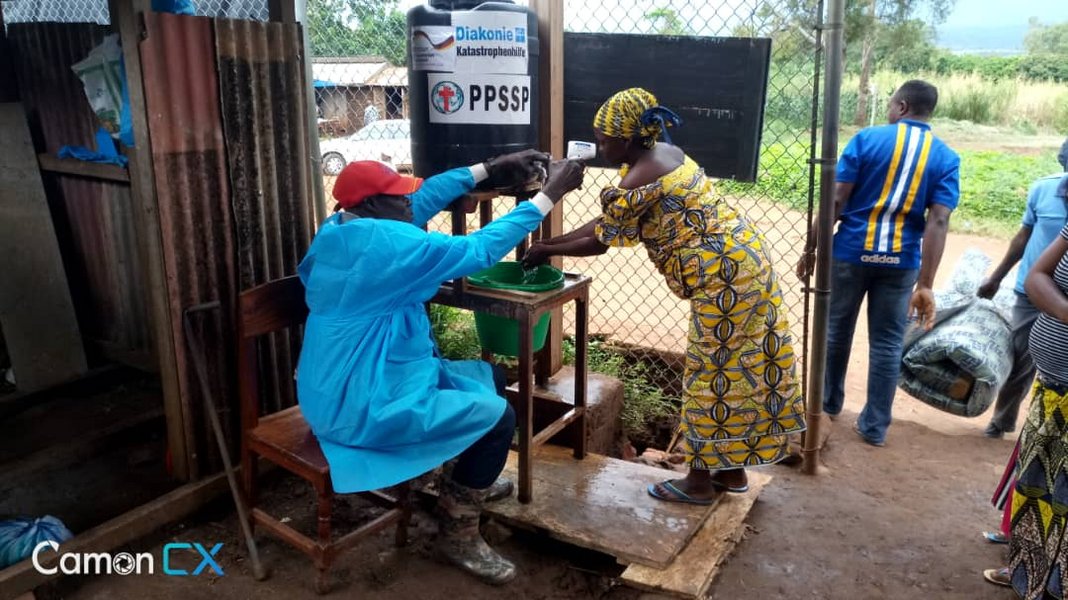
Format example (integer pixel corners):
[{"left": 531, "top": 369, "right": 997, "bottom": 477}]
[{"left": 51, "top": 234, "right": 1020, "bottom": 600}]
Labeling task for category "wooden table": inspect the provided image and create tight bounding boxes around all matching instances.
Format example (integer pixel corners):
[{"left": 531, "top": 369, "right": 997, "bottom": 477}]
[{"left": 432, "top": 273, "right": 591, "bottom": 503}]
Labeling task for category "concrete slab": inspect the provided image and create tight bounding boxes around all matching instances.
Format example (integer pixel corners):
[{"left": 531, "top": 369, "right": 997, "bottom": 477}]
[{"left": 507, "top": 366, "right": 625, "bottom": 457}]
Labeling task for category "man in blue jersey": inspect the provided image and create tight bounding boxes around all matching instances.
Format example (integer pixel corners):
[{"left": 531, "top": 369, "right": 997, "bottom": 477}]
[
  {"left": 977, "top": 150, "right": 1068, "bottom": 438},
  {"left": 798, "top": 80, "right": 960, "bottom": 446}
]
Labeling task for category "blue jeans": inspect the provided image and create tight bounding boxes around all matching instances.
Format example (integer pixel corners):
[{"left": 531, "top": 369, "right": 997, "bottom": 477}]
[
  {"left": 823, "top": 260, "right": 919, "bottom": 444},
  {"left": 450, "top": 365, "right": 515, "bottom": 489}
]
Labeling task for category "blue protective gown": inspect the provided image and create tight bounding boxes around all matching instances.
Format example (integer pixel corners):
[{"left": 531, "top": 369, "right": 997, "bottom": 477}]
[{"left": 296, "top": 167, "right": 545, "bottom": 493}]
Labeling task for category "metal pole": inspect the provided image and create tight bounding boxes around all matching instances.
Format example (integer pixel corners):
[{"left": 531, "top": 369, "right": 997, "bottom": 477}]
[
  {"left": 802, "top": 0, "right": 846, "bottom": 476},
  {"left": 183, "top": 302, "right": 267, "bottom": 581},
  {"left": 295, "top": 0, "right": 327, "bottom": 223}
]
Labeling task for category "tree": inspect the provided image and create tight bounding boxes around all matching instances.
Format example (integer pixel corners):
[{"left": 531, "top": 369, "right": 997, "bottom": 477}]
[
  {"left": 752, "top": 0, "right": 952, "bottom": 124},
  {"left": 306, "top": 0, "right": 407, "bottom": 65},
  {"left": 849, "top": 0, "right": 953, "bottom": 125},
  {"left": 1025, "top": 20, "right": 1068, "bottom": 56},
  {"left": 644, "top": 8, "right": 690, "bottom": 36}
]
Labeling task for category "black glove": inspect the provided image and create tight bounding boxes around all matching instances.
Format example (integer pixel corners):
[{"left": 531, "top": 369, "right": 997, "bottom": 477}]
[
  {"left": 485, "top": 149, "right": 550, "bottom": 189},
  {"left": 542, "top": 159, "right": 585, "bottom": 202}
]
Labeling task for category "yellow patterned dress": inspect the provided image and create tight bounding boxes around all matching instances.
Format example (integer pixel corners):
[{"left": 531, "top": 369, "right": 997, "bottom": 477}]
[{"left": 595, "top": 155, "right": 807, "bottom": 470}]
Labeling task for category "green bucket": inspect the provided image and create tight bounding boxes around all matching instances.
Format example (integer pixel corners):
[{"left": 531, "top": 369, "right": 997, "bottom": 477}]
[{"left": 467, "top": 262, "right": 564, "bottom": 357}]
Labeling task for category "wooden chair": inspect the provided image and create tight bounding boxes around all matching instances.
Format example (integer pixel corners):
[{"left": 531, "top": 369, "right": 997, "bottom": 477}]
[{"left": 238, "top": 275, "right": 409, "bottom": 594}]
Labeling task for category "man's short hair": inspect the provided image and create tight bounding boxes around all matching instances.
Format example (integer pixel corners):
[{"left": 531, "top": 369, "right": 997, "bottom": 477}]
[{"left": 895, "top": 80, "right": 939, "bottom": 117}]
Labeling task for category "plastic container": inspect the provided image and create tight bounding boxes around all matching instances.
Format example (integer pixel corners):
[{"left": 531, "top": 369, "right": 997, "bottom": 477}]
[
  {"left": 467, "top": 262, "right": 563, "bottom": 356},
  {"left": 407, "top": 1, "right": 540, "bottom": 179}
]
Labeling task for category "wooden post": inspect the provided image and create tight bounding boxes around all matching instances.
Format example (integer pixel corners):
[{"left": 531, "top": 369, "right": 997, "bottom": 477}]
[
  {"left": 267, "top": 0, "right": 297, "bottom": 22},
  {"left": 287, "top": 0, "right": 328, "bottom": 223},
  {"left": 517, "top": 309, "right": 534, "bottom": 503},
  {"left": 530, "top": 0, "right": 565, "bottom": 376},
  {"left": 108, "top": 0, "right": 191, "bottom": 480}
]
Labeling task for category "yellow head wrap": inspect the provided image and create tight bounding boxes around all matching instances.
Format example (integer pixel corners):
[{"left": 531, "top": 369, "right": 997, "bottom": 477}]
[{"left": 593, "top": 88, "right": 681, "bottom": 149}]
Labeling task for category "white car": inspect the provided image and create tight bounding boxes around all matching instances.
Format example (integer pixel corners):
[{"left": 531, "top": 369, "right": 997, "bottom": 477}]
[{"left": 319, "top": 119, "right": 412, "bottom": 176}]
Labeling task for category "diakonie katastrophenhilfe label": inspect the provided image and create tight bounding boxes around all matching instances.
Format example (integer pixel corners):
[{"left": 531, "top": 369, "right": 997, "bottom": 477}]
[{"left": 412, "top": 11, "right": 529, "bottom": 75}]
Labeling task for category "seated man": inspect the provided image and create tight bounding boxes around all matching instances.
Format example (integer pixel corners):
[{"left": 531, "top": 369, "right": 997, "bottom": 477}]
[{"left": 295, "top": 152, "right": 584, "bottom": 585}]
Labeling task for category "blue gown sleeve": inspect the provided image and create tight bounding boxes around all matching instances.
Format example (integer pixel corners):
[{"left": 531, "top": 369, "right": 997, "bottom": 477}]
[
  {"left": 381, "top": 201, "right": 547, "bottom": 300},
  {"left": 409, "top": 167, "right": 478, "bottom": 228}
]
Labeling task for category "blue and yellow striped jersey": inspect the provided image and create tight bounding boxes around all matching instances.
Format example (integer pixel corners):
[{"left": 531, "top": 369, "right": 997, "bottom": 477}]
[{"left": 833, "top": 120, "right": 960, "bottom": 269}]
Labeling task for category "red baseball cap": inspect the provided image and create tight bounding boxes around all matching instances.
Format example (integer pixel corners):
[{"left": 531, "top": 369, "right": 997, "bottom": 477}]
[{"left": 332, "top": 161, "right": 423, "bottom": 209}]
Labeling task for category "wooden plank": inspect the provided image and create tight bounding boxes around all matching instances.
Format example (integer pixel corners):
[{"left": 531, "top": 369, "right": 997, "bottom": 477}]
[
  {"left": 487, "top": 446, "right": 717, "bottom": 568},
  {"left": 621, "top": 472, "right": 771, "bottom": 599},
  {"left": 0, "top": 104, "right": 89, "bottom": 391},
  {"left": 0, "top": 472, "right": 229, "bottom": 600},
  {"left": 531, "top": 407, "right": 584, "bottom": 447},
  {"left": 109, "top": 0, "right": 190, "bottom": 481},
  {"left": 530, "top": 0, "right": 565, "bottom": 375},
  {"left": 267, "top": 0, "right": 298, "bottom": 23},
  {"left": 37, "top": 153, "right": 130, "bottom": 183},
  {"left": 0, "top": 407, "right": 164, "bottom": 486}
]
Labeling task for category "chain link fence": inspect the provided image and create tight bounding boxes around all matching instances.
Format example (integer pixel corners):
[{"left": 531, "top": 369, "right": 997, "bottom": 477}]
[
  {"left": 555, "top": 0, "right": 821, "bottom": 400},
  {"left": 4, "top": 0, "right": 821, "bottom": 440},
  {"left": 0, "top": 0, "right": 271, "bottom": 24}
]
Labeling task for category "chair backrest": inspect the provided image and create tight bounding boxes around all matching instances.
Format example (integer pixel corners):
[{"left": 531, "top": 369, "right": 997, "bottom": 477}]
[{"left": 237, "top": 275, "right": 309, "bottom": 432}]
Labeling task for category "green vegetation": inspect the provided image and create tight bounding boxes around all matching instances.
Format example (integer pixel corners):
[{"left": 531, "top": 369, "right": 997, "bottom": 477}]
[
  {"left": 720, "top": 140, "right": 1061, "bottom": 236},
  {"left": 955, "top": 149, "right": 1062, "bottom": 232},
  {"left": 429, "top": 305, "right": 678, "bottom": 441},
  {"left": 562, "top": 339, "right": 678, "bottom": 441},
  {"left": 307, "top": 0, "right": 407, "bottom": 65},
  {"left": 429, "top": 305, "right": 482, "bottom": 361}
]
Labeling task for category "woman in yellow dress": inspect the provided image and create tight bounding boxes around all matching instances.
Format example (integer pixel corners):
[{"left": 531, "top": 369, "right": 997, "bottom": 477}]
[{"left": 524, "top": 88, "right": 806, "bottom": 504}]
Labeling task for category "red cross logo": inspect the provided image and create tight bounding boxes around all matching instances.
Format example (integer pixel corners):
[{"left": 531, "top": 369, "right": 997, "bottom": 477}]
[{"left": 431, "top": 81, "right": 464, "bottom": 114}]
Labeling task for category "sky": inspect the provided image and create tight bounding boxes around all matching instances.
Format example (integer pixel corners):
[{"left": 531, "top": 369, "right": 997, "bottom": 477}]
[
  {"left": 940, "top": 0, "right": 1068, "bottom": 28},
  {"left": 398, "top": 0, "right": 1068, "bottom": 40}
]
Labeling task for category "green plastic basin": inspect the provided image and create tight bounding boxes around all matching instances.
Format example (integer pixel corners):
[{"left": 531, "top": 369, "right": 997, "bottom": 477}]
[{"left": 468, "top": 262, "right": 564, "bottom": 356}]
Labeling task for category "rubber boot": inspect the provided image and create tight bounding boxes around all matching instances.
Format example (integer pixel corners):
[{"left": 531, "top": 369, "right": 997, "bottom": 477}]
[
  {"left": 441, "top": 459, "right": 513, "bottom": 503},
  {"left": 434, "top": 476, "right": 517, "bottom": 585}
]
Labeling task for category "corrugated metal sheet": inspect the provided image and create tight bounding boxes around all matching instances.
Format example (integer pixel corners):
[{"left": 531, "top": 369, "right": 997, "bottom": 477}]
[
  {"left": 51, "top": 176, "right": 153, "bottom": 361},
  {"left": 7, "top": 23, "right": 106, "bottom": 153},
  {"left": 215, "top": 18, "right": 315, "bottom": 414},
  {"left": 140, "top": 13, "right": 316, "bottom": 476},
  {"left": 140, "top": 12, "right": 237, "bottom": 479},
  {"left": 7, "top": 23, "right": 153, "bottom": 365},
  {"left": 215, "top": 18, "right": 314, "bottom": 290}
]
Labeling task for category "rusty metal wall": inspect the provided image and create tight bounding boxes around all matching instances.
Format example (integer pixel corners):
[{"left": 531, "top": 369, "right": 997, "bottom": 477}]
[
  {"left": 140, "top": 13, "right": 315, "bottom": 475},
  {"left": 7, "top": 23, "right": 153, "bottom": 366},
  {"left": 215, "top": 18, "right": 314, "bottom": 415},
  {"left": 140, "top": 12, "right": 238, "bottom": 478}
]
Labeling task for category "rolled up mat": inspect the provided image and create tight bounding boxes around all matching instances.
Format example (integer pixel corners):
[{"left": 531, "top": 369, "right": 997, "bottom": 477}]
[{"left": 898, "top": 299, "right": 1013, "bottom": 417}]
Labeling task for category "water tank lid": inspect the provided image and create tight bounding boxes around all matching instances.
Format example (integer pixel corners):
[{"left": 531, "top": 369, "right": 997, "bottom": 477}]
[{"left": 427, "top": 0, "right": 515, "bottom": 9}]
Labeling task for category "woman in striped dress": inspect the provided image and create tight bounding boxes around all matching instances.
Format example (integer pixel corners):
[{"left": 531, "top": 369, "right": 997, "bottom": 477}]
[{"left": 1010, "top": 222, "right": 1068, "bottom": 599}]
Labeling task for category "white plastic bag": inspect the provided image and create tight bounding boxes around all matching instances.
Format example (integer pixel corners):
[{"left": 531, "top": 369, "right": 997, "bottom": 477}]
[{"left": 71, "top": 35, "right": 125, "bottom": 138}]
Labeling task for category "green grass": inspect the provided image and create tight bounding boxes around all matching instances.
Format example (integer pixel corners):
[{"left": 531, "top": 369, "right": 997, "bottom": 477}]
[
  {"left": 430, "top": 305, "right": 677, "bottom": 442},
  {"left": 954, "top": 150, "right": 1062, "bottom": 235},
  {"left": 562, "top": 338, "right": 677, "bottom": 441},
  {"left": 720, "top": 139, "right": 1061, "bottom": 237}
]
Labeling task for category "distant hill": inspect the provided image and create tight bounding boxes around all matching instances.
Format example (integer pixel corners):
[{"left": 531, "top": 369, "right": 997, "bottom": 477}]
[{"left": 935, "top": 24, "right": 1030, "bottom": 55}]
